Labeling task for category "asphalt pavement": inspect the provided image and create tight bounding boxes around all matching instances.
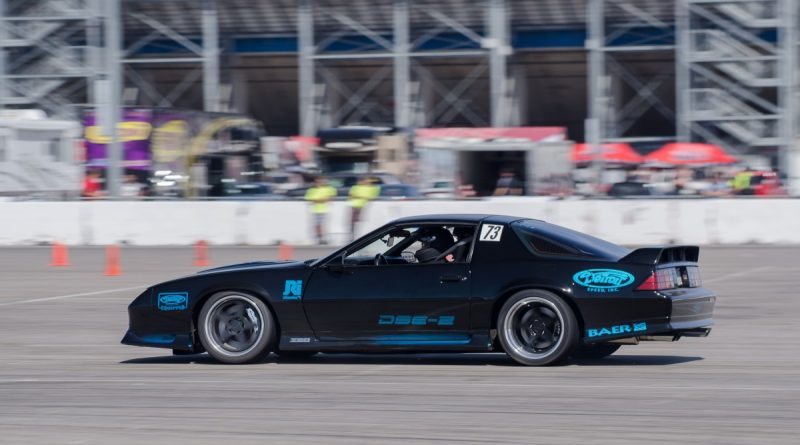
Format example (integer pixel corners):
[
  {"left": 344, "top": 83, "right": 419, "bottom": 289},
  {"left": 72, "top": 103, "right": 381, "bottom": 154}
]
[{"left": 0, "top": 245, "right": 797, "bottom": 444}]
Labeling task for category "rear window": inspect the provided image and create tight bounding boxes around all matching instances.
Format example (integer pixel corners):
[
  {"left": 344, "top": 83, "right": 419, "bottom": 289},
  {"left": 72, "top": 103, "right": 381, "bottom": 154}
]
[
  {"left": 512, "top": 219, "right": 629, "bottom": 260},
  {"left": 526, "top": 234, "right": 581, "bottom": 256}
]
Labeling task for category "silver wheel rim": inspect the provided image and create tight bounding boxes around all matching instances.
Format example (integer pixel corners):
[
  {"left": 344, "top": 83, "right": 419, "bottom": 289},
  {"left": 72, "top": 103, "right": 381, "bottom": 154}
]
[
  {"left": 503, "top": 296, "right": 564, "bottom": 360},
  {"left": 204, "top": 295, "right": 265, "bottom": 357}
]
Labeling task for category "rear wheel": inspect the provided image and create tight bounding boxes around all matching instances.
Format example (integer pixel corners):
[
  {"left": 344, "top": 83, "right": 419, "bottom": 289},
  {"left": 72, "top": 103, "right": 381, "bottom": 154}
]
[
  {"left": 198, "top": 291, "right": 275, "bottom": 364},
  {"left": 497, "top": 290, "right": 578, "bottom": 366},
  {"left": 571, "top": 343, "right": 621, "bottom": 359}
]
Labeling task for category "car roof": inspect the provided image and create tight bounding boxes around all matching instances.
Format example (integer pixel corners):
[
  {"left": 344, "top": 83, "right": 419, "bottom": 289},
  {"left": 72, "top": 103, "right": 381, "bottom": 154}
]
[
  {"left": 391, "top": 214, "right": 527, "bottom": 225},
  {"left": 311, "top": 214, "right": 541, "bottom": 267}
]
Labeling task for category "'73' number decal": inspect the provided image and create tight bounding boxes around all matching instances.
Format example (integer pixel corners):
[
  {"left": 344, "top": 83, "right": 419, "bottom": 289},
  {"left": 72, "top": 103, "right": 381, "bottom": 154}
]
[{"left": 479, "top": 224, "right": 504, "bottom": 242}]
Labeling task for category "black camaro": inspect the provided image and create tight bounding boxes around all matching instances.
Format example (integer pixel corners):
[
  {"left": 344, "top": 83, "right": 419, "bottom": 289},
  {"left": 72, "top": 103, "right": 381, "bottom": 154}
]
[{"left": 122, "top": 214, "right": 716, "bottom": 365}]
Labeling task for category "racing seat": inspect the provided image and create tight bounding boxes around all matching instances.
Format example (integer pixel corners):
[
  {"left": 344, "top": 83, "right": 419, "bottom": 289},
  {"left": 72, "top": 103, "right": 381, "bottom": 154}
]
[
  {"left": 415, "top": 236, "right": 473, "bottom": 263},
  {"left": 439, "top": 236, "right": 474, "bottom": 262},
  {"left": 414, "top": 227, "right": 455, "bottom": 263},
  {"left": 449, "top": 227, "right": 476, "bottom": 262},
  {"left": 414, "top": 247, "right": 442, "bottom": 263}
]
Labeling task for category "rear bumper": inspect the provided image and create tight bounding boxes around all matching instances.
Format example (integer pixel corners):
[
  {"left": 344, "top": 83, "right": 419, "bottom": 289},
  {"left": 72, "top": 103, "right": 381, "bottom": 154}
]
[
  {"left": 669, "top": 287, "right": 715, "bottom": 323},
  {"left": 584, "top": 287, "right": 715, "bottom": 343},
  {"left": 640, "top": 288, "right": 716, "bottom": 340}
]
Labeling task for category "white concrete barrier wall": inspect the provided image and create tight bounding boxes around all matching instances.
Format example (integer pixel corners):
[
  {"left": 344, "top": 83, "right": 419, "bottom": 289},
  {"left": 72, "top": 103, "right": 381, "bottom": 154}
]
[{"left": 0, "top": 198, "right": 798, "bottom": 246}]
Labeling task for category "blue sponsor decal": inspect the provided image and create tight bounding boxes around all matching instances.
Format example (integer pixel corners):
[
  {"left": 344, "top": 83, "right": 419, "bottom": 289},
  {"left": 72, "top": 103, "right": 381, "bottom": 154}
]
[
  {"left": 378, "top": 314, "right": 455, "bottom": 326},
  {"left": 157, "top": 292, "right": 188, "bottom": 311},
  {"left": 587, "top": 322, "right": 647, "bottom": 338},
  {"left": 573, "top": 268, "right": 635, "bottom": 293},
  {"left": 140, "top": 334, "right": 176, "bottom": 344},
  {"left": 282, "top": 280, "right": 303, "bottom": 300},
  {"left": 372, "top": 334, "right": 471, "bottom": 346}
]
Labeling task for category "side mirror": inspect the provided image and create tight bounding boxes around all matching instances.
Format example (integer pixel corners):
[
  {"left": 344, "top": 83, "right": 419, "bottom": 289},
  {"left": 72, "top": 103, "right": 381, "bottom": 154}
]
[
  {"left": 327, "top": 251, "right": 347, "bottom": 273},
  {"left": 328, "top": 262, "right": 345, "bottom": 273}
]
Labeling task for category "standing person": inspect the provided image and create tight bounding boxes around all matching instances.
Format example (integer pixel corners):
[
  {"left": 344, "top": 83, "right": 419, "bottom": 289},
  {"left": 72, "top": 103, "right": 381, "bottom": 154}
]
[
  {"left": 304, "top": 177, "right": 337, "bottom": 245},
  {"left": 119, "top": 174, "right": 143, "bottom": 198},
  {"left": 82, "top": 170, "right": 104, "bottom": 199},
  {"left": 493, "top": 170, "right": 523, "bottom": 196},
  {"left": 348, "top": 177, "right": 380, "bottom": 241},
  {"left": 731, "top": 168, "right": 754, "bottom": 195},
  {"left": 702, "top": 172, "right": 731, "bottom": 197}
]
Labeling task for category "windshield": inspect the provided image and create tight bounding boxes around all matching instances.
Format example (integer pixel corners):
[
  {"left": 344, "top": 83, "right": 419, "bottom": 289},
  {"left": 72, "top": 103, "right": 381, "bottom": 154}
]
[{"left": 512, "top": 219, "right": 629, "bottom": 260}]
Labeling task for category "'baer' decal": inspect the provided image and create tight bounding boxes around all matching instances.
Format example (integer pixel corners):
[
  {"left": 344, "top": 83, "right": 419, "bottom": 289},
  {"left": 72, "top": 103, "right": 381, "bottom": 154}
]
[{"left": 573, "top": 269, "right": 635, "bottom": 293}]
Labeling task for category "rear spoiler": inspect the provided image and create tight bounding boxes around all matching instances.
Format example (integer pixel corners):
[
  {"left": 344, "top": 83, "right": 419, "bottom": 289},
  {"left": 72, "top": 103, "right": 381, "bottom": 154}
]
[{"left": 619, "top": 245, "right": 699, "bottom": 265}]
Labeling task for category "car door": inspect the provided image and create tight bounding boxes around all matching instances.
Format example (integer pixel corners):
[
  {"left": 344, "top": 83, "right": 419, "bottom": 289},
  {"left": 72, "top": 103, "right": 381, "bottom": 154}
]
[{"left": 302, "top": 226, "right": 473, "bottom": 343}]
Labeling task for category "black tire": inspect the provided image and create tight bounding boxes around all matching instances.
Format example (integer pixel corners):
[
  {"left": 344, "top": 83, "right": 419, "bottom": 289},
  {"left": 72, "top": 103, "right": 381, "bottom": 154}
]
[
  {"left": 497, "top": 289, "right": 578, "bottom": 366},
  {"left": 571, "top": 343, "right": 621, "bottom": 359},
  {"left": 198, "top": 291, "right": 276, "bottom": 364}
]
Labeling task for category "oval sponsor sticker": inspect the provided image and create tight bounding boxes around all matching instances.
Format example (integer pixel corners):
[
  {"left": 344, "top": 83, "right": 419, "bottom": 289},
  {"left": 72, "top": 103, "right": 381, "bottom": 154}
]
[
  {"left": 572, "top": 269, "right": 635, "bottom": 293},
  {"left": 157, "top": 292, "right": 188, "bottom": 311}
]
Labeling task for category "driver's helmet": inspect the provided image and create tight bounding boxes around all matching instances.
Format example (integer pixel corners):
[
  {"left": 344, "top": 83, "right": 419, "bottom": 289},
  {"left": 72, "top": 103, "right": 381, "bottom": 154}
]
[
  {"left": 413, "top": 227, "right": 456, "bottom": 263},
  {"left": 420, "top": 227, "right": 455, "bottom": 252}
]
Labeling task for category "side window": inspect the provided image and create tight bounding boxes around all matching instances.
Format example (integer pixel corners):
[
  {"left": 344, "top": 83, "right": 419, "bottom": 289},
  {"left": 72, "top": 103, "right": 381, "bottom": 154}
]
[
  {"left": 342, "top": 227, "right": 418, "bottom": 266},
  {"left": 341, "top": 224, "right": 476, "bottom": 266},
  {"left": 512, "top": 226, "right": 583, "bottom": 257}
]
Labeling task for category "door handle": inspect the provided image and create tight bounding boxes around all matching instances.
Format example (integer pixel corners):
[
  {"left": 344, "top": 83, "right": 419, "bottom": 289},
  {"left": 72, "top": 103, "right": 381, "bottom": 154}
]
[{"left": 439, "top": 274, "right": 466, "bottom": 283}]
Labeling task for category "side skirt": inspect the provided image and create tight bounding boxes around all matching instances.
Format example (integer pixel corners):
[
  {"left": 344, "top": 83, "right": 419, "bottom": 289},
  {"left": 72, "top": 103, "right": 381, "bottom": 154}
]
[{"left": 278, "top": 332, "right": 494, "bottom": 353}]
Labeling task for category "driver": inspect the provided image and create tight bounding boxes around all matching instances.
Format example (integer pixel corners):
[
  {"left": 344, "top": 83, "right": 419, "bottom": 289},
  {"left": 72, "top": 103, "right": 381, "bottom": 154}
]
[{"left": 414, "top": 227, "right": 455, "bottom": 263}]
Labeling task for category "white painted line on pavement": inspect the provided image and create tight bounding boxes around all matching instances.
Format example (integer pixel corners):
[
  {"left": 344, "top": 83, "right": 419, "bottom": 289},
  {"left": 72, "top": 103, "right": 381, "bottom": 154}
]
[
  {"left": 702, "top": 266, "right": 770, "bottom": 284},
  {"left": 0, "top": 285, "right": 146, "bottom": 307},
  {"left": 348, "top": 364, "right": 400, "bottom": 376},
  {"left": 0, "top": 378, "right": 797, "bottom": 393}
]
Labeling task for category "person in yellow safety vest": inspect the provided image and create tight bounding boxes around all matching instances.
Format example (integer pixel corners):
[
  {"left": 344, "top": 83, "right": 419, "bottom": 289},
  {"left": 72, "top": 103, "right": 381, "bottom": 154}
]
[
  {"left": 304, "top": 176, "right": 337, "bottom": 245},
  {"left": 348, "top": 177, "right": 381, "bottom": 241},
  {"left": 731, "top": 169, "right": 754, "bottom": 195}
]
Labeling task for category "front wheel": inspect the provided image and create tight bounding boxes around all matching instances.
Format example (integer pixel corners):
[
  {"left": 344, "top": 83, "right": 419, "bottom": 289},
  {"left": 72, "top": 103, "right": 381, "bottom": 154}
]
[
  {"left": 497, "top": 290, "right": 578, "bottom": 366},
  {"left": 198, "top": 291, "right": 275, "bottom": 364}
]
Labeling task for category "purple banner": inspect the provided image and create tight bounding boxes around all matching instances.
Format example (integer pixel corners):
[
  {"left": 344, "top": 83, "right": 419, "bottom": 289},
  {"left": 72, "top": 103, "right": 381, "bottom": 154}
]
[{"left": 83, "top": 109, "right": 153, "bottom": 170}]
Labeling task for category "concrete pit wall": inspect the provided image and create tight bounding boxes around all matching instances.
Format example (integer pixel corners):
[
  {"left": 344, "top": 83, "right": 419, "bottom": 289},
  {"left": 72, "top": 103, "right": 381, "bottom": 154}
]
[{"left": 0, "top": 198, "right": 797, "bottom": 246}]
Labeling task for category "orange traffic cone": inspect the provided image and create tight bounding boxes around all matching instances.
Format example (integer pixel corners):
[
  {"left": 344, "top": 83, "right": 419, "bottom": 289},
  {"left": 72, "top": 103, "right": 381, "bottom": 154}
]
[
  {"left": 193, "top": 240, "right": 210, "bottom": 267},
  {"left": 50, "top": 242, "right": 70, "bottom": 267},
  {"left": 105, "top": 245, "right": 121, "bottom": 276},
  {"left": 278, "top": 242, "right": 294, "bottom": 261}
]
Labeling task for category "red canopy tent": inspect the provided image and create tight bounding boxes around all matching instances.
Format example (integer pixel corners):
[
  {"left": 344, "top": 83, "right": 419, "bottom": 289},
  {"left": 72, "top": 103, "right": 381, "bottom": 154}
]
[
  {"left": 572, "top": 143, "right": 643, "bottom": 164},
  {"left": 644, "top": 143, "right": 738, "bottom": 165}
]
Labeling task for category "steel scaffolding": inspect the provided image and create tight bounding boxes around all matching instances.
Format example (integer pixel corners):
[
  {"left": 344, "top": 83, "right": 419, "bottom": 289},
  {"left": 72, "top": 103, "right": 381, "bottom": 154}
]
[
  {"left": 297, "top": 0, "right": 516, "bottom": 135},
  {"left": 0, "top": 0, "right": 100, "bottom": 118},
  {"left": 122, "top": 0, "right": 221, "bottom": 112},
  {"left": 0, "top": 0, "right": 223, "bottom": 195},
  {"left": 586, "top": 0, "right": 677, "bottom": 146},
  {"left": 3, "top": 1, "right": 800, "bottom": 194},
  {"left": 676, "top": 0, "right": 798, "bottom": 191}
]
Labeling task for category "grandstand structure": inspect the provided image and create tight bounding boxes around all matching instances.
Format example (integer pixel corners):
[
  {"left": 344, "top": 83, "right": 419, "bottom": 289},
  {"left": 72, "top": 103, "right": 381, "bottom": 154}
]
[{"left": 1, "top": 0, "right": 799, "bottom": 193}]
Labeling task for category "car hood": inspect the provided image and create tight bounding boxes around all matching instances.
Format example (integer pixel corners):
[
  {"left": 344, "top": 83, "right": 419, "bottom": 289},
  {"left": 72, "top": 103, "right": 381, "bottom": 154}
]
[{"left": 197, "top": 260, "right": 309, "bottom": 275}]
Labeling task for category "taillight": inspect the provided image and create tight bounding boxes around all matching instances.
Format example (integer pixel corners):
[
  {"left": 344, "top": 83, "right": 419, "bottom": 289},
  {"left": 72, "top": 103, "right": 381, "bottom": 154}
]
[
  {"left": 636, "top": 273, "right": 658, "bottom": 291},
  {"left": 687, "top": 267, "right": 702, "bottom": 287},
  {"left": 636, "top": 268, "right": 679, "bottom": 291}
]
